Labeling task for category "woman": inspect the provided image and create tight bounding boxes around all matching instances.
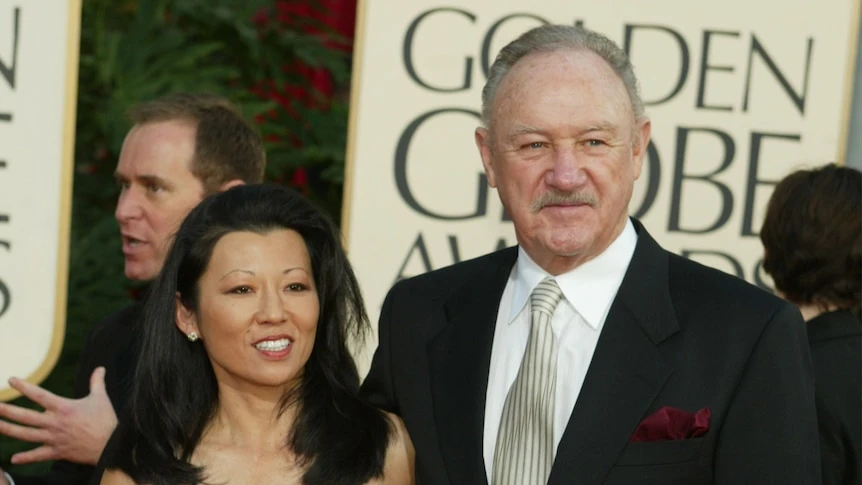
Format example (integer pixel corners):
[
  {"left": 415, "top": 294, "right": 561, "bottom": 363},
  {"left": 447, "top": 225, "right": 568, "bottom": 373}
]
[
  {"left": 761, "top": 163, "right": 861, "bottom": 485},
  {"left": 99, "top": 184, "right": 413, "bottom": 485}
]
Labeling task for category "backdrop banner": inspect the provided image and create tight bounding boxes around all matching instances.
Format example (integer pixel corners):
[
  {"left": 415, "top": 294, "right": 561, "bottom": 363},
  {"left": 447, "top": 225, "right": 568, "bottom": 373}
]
[
  {"left": 0, "top": 0, "right": 81, "bottom": 401},
  {"left": 343, "top": 0, "right": 860, "bottom": 375}
]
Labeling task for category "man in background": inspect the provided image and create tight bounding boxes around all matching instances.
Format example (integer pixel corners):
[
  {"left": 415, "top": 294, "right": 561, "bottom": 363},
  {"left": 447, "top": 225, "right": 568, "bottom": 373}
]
[{"left": 0, "top": 93, "right": 267, "bottom": 485}]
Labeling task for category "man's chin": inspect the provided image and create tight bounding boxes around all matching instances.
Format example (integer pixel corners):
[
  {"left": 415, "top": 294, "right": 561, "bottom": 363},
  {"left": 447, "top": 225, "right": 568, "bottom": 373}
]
[
  {"left": 546, "top": 234, "right": 603, "bottom": 261},
  {"left": 544, "top": 229, "right": 591, "bottom": 253},
  {"left": 124, "top": 264, "right": 157, "bottom": 282}
]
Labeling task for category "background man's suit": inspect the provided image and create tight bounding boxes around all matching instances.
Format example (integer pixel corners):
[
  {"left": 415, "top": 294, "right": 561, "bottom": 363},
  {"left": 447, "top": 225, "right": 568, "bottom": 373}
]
[{"left": 362, "top": 220, "right": 821, "bottom": 485}]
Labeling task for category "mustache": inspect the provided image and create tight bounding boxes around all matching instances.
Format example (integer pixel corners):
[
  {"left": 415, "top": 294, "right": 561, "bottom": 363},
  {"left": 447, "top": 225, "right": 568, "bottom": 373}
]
[{"left": 530, "top": 190, "right": 598, "bottom": 212}]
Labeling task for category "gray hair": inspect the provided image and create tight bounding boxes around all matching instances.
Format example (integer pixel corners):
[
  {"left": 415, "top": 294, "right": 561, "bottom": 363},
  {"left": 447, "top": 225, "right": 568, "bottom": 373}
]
[{"left": 481, "top": 24, "right": 646, "bottom": 127}]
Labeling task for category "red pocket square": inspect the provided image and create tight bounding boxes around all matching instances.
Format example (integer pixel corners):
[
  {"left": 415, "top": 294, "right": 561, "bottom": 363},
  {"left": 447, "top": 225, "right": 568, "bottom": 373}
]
[{"left": 630, "top": 406, "right": 710, "bottom": 442}]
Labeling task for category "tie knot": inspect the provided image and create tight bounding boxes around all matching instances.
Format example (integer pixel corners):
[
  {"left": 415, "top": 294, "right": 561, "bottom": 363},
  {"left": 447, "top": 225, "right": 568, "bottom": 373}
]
[{"left": 530, "top": 277, "right": 563, "bottom": 318}]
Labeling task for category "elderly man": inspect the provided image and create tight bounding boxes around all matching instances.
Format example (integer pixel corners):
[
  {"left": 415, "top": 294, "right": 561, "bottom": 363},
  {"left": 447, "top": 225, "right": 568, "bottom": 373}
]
[
  {"left": 361, "top": 24, "right": 820, "bottom": 485},
  {"left": 0, "top": 93, "right": 267, "bottom": 485}
]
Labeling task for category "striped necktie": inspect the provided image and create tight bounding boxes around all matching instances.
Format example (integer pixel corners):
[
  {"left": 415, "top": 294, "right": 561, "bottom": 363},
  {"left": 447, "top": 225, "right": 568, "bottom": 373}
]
[{"left": 492, "top": 277, "right": 564, "bottom": 485}]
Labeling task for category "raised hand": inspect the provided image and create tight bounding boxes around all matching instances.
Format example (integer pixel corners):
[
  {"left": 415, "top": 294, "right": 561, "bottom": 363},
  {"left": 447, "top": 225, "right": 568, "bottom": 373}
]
[{"left": 0, "top": 367, "right": 117, "bottom": 465}]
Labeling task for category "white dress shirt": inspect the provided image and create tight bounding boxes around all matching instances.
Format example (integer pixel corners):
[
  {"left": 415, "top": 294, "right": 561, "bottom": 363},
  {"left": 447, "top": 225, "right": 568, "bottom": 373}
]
[{"left": 483, "top": 220, "right": 638, "bottom": 482}]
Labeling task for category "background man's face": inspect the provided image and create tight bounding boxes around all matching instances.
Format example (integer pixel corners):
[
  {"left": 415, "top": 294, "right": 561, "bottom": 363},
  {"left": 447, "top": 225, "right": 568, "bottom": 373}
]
[
  {"left": 114, "top": 120, "right": 206, "bottom": 281},
  {"left": 477, "top": 48, "right": 650, "bottom": 273}
]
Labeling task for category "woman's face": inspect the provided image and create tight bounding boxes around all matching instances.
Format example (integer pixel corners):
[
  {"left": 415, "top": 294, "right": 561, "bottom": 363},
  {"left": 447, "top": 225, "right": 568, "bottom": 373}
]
[{"left": 177, "top": 229, "right": 320, "bottom": 392}]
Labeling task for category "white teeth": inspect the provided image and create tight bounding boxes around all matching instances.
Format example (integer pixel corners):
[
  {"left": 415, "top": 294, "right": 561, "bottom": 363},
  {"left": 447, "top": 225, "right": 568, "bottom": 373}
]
[{"left": 255, "top": 338, "right": 290, "bottom": 351}]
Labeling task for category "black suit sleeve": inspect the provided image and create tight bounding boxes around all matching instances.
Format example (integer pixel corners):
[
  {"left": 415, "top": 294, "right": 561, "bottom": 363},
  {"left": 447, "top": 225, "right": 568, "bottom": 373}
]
[
  {"left": 714, "top": 303, "right": 821, "bottom": 484},
  {"left": 360, "top": 286, "right": 399, "bottom": 414},
  {"left": 9, "top": 322, "right": 103, "bottom": 485}
]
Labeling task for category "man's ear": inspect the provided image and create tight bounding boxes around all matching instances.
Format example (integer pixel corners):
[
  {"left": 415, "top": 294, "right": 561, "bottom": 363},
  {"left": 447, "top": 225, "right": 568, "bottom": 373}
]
[
  {"left": 218, "top": 179, "right": 245, "bottom": 193},
  {"left": 475, "top": 127, "right": 498, "bottom": 188},
  {"left": 175, "top": 292, "right": 199, "bottom": 338}
]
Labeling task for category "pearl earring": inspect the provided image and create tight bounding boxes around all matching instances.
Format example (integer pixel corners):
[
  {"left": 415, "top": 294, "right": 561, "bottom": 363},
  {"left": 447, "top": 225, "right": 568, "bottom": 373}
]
[{"left": 187, "top": 332, "right": 199, "bottom": 342}]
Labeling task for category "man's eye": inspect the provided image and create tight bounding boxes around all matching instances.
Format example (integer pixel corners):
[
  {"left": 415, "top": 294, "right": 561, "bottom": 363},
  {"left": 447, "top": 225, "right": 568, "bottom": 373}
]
[
  {"left": 586, "top": 139, "right": 605, "bottom": 147},
  {"left": 525, "top": 142, "right": 545, "bottom": 149},
  {"left": 147, "top": 184, "right": 163, "bottom": 193}
]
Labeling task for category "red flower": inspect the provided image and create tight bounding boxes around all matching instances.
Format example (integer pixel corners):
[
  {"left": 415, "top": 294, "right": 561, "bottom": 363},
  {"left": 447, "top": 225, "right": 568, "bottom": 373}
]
[{"left": 290, "top": 167, "right": 310, "bottom": 193}]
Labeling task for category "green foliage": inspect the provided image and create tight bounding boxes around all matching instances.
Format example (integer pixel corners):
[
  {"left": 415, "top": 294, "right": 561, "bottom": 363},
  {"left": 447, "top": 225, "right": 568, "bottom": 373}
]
[{"left": 0, "top": 0, "right": 350, "bottom": 474}]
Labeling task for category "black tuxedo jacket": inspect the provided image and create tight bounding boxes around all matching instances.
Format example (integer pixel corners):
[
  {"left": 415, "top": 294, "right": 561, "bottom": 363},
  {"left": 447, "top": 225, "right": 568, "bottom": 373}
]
[
  {"left": 11, "top": 303, "right": 142, "bottom": 485},
  {"left": 361, "top": 221, "right": 821, "bottom": 485}
]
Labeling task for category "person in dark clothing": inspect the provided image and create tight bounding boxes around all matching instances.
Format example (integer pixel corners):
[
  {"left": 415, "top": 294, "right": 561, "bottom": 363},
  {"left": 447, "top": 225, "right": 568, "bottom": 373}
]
[
  {"left": 0, "top": 93, "right": 266, "bottom": 485},
  {"left": 761, "top": 163, "right": 862, "bottom": 485}
]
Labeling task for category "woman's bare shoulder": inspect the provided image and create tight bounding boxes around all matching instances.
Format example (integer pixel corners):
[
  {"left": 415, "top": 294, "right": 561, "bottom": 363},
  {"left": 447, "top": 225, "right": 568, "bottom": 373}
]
[
  {"left": 363, "top": 412, "right": 415, "bottom": 485},
  {"left": 100, "top": 469, "right": 139, "bottom": 485},
  {"left": 381, "top": 413, "right": 415, "bottom": 485}
]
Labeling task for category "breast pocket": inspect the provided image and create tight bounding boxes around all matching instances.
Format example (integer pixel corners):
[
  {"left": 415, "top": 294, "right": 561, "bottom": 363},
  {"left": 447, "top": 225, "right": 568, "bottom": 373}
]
[
  {"left": 603, "top": 438, "right": 711, "bottom": 485},
  {"left": 616, "top": 437, "right": 706, "bottom": 465}
]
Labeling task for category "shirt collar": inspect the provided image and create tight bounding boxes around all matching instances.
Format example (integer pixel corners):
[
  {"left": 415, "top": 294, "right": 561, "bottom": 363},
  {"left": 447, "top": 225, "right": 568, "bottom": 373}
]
[{"left": 509, "top": 219, "right": 638, "bottom": 329}]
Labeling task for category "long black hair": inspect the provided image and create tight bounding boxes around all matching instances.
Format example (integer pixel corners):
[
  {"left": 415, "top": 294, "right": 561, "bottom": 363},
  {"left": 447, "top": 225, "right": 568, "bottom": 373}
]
[{"left": 103, "top": 184, "right": 391, "bottom": 484}]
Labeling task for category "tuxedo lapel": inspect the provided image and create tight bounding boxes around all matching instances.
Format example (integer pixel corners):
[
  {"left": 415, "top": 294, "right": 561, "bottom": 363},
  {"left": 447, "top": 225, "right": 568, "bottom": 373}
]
[
  {"left": 550, "top": 223, "right": 679, "bottom": 485},
  {"left": 427, "top": 248, "right": 517, "bottom": 485}
]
